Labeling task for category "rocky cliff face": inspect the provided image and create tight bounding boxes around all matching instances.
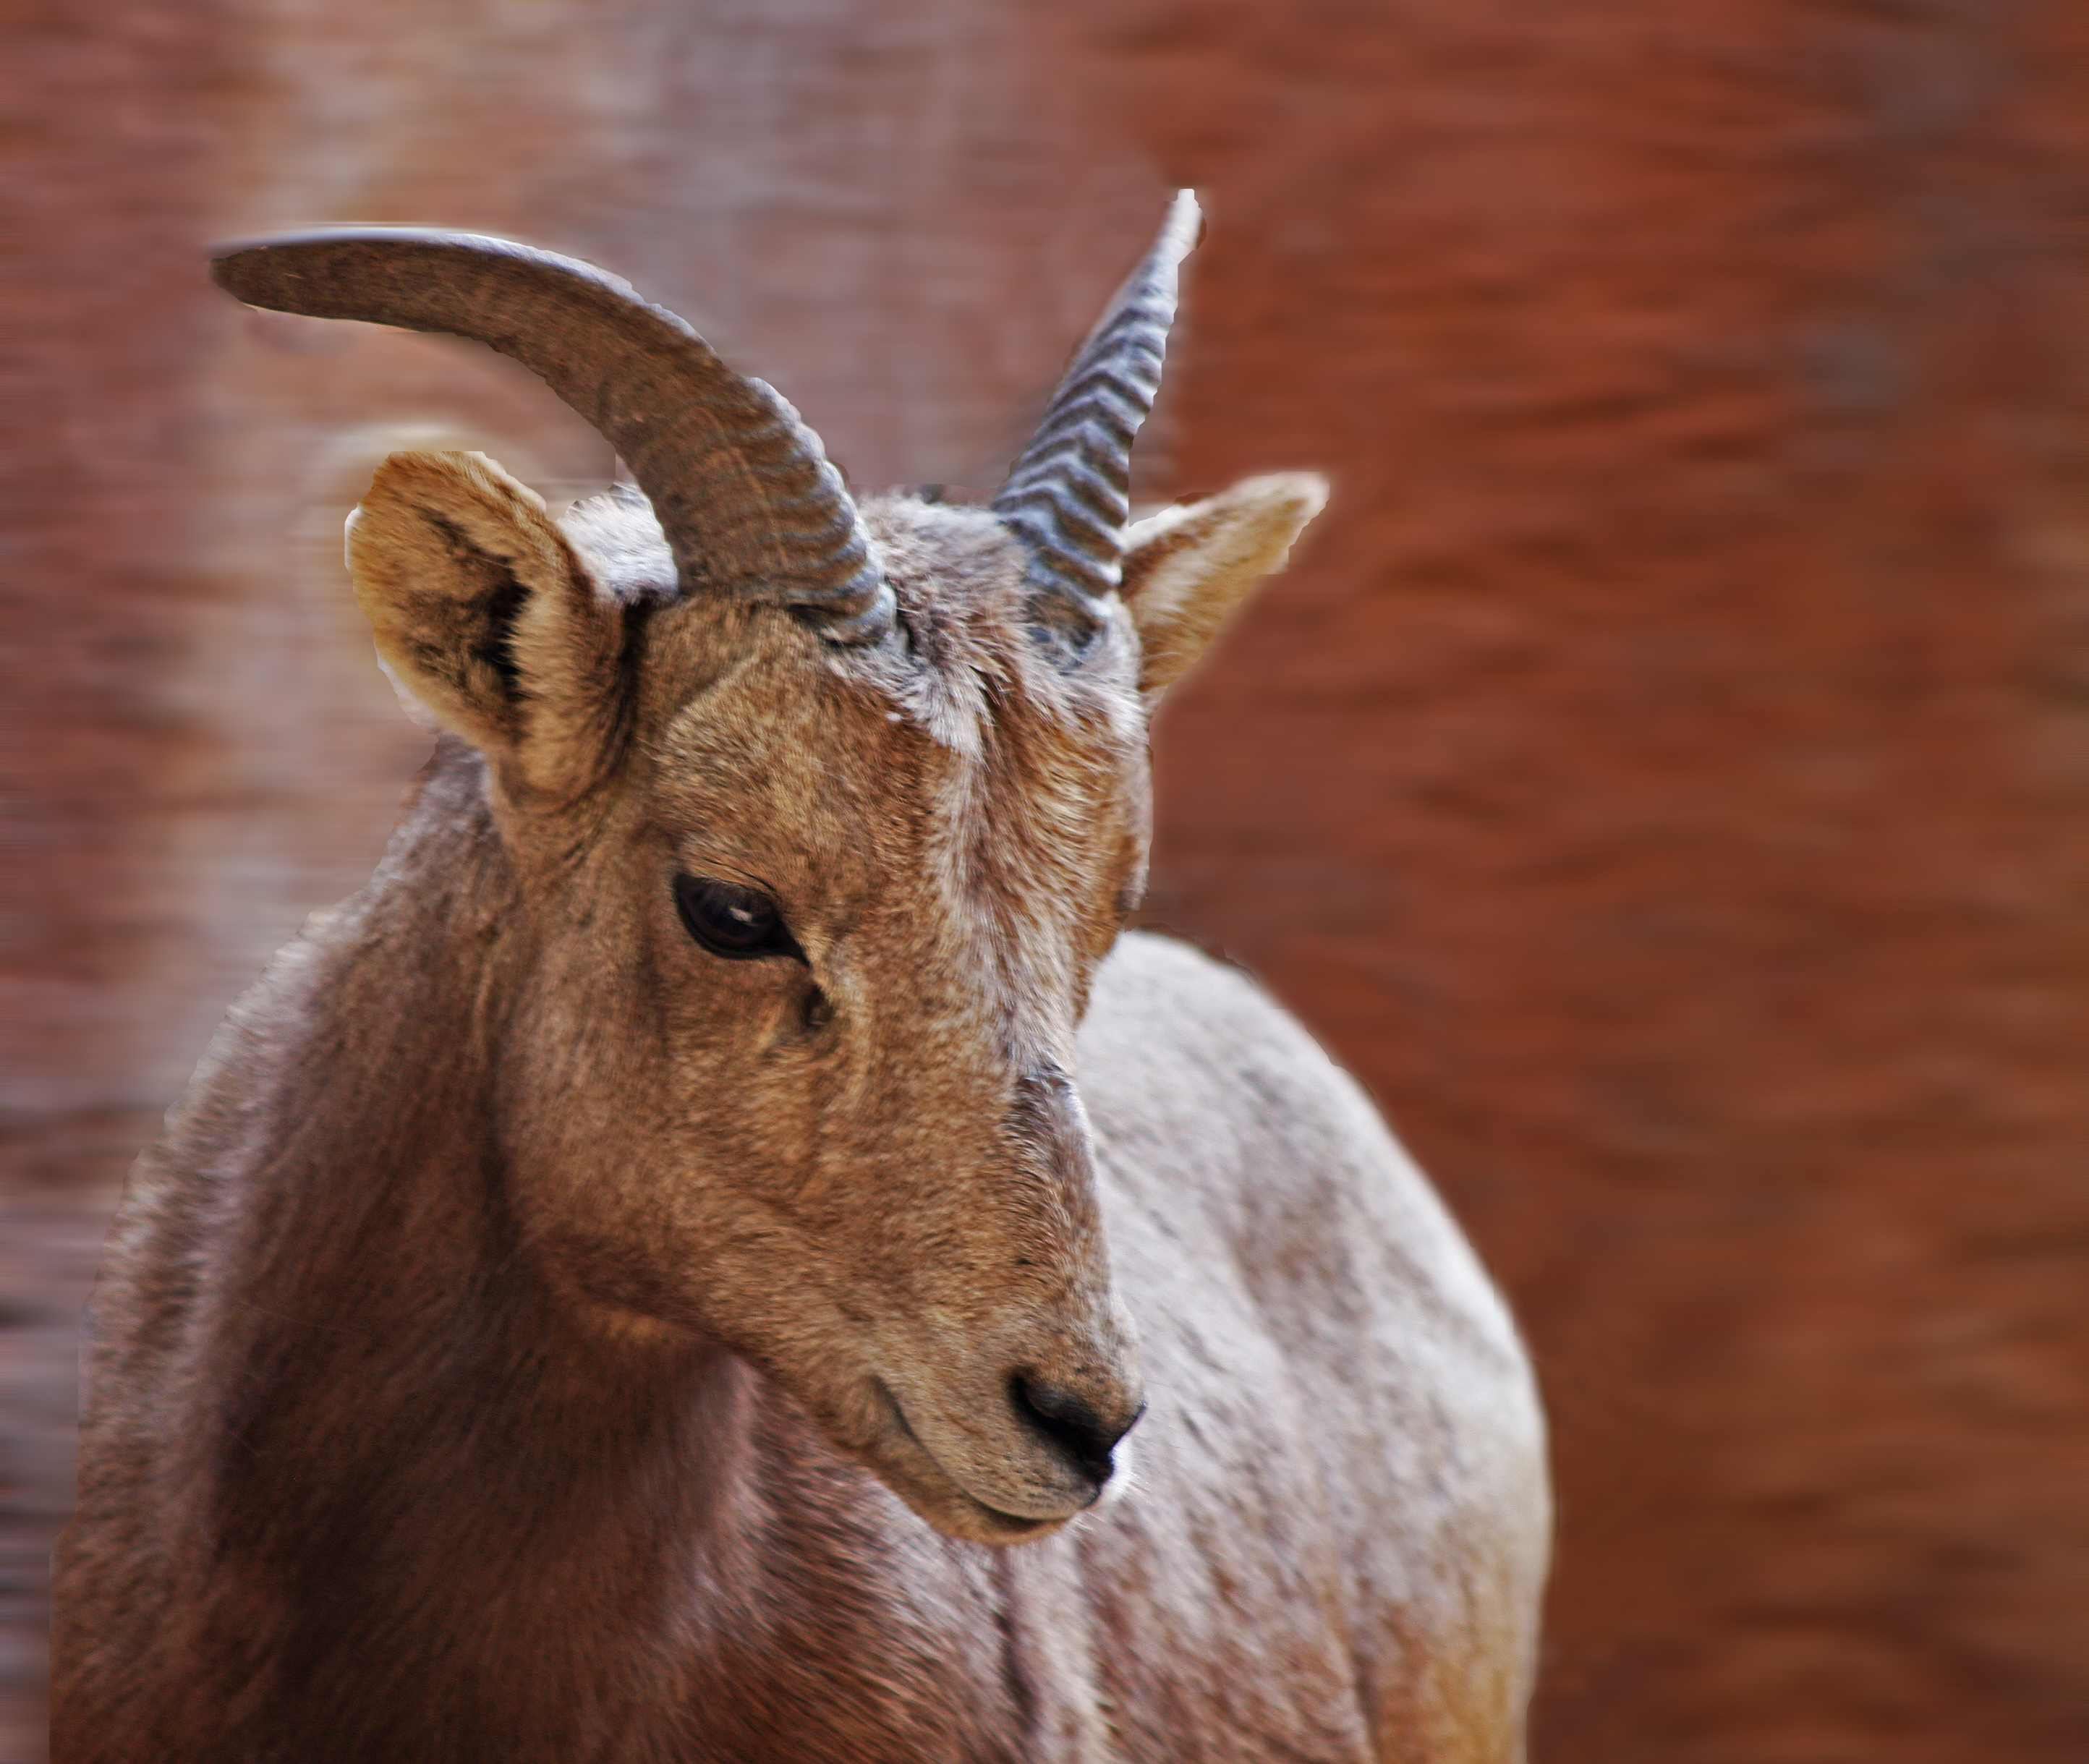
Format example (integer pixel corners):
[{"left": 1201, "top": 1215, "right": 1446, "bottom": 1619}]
[{"left": 8, "top": 3, "right": 2085, "bottom": 1758}]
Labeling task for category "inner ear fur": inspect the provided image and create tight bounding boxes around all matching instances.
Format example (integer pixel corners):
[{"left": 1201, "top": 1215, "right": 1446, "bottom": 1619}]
[
  {"left": 1117, "top": 472, "right": 1329, "bottom": 696},
  {"left": 348, "top": 451, "right": 624, "bottom": 803}
]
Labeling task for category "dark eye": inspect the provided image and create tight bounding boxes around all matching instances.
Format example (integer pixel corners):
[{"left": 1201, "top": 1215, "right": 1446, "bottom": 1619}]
[{"left": 673, "top": 875, "right": 803, "bottom": 962}]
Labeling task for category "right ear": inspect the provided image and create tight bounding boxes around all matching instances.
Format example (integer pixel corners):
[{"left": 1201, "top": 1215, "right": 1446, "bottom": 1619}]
[
  {"left": 347, "top": 451, "right": 624, "bottom": 805},
  {"left": 1116, "top": 472, "right": 1328, "bottom": 696}
]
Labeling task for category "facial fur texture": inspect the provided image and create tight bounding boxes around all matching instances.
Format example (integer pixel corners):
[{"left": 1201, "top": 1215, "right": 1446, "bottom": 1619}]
[{"left": 490, "top": 487, "right": 1156, "bottom": 1540}]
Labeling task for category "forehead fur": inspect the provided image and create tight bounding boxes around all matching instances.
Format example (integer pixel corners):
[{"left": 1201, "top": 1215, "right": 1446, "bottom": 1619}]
[
  {"left": 557, "top": 482, "right": 1031, "bottom": 626},
  {"left": 556, "top": 484, "right": 1145, "bottom": 755}
]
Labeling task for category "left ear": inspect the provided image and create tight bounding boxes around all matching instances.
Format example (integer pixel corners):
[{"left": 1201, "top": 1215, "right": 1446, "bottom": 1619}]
[
  {"left": 347, "top": 451, "right": 626, "bottom": 807},
  {"left": 1116, "top": 473, "right": 1329, "bottom": 696}
]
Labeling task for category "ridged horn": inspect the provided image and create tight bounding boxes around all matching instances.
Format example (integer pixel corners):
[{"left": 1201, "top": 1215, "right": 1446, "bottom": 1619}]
[
  {"left": 993, "top": 190, "right": 1201, "bottom": 613},
  {"left": 209, "top": 229, "right": 892, "bottom": 643}
]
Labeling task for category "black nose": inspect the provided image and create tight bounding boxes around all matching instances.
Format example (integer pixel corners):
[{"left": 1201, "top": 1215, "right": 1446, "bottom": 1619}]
[{"left": 1010, "top": 1376, "right": 1143, "bottom": 1486}]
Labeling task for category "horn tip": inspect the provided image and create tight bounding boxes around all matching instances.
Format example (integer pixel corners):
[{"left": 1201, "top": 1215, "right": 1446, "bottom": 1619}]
[
  {"left": 203, "top": 228, "right": 629, "bottom": 315},
  {"left": 204, "top": 228, "right": 467, "bottom": 310},
  {"left": 1164, "top": 189, "right": 1202, "bottom": 250}
]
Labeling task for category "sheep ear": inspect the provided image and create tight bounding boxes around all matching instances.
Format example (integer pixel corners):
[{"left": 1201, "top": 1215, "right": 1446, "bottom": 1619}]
[
  {"left": 347, "top": 451, "right": 624, "bottom": 804},
  {"left": 1116, "top": 473, "right": 1328, "bottom": 696}
]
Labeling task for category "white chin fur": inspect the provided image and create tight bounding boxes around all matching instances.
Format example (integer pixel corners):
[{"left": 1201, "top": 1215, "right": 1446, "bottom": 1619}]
[{"left": 1092, "top": 1434, "right": 1137, "bottom": 1510}]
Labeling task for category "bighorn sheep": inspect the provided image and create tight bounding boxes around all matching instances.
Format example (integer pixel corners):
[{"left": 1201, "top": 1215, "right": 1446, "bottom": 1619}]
[{"left": 55, "top": 194, "right": 1549, "bottom": 1762}]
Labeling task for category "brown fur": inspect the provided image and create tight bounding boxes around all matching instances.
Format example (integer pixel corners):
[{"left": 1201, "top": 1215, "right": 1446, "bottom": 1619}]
[{"left": 54, "top": 456, "right": 1547, "bottom": 1762}]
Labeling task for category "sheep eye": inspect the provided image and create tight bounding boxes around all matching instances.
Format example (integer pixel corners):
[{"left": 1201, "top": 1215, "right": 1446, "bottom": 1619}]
[{"left": 673, "top": 875, "right": 802, "bottom": 962}]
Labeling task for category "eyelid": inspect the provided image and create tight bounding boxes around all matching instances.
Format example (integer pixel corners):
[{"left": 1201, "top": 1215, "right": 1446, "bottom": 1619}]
[{"left": 677, "top": 849, "right": 783, "bottom": 896}]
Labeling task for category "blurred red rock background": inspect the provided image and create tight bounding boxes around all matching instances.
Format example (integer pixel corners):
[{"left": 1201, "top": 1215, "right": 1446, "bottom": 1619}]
[{"left": 6, "top": 1, "right": 2085, "bottom": 1759}]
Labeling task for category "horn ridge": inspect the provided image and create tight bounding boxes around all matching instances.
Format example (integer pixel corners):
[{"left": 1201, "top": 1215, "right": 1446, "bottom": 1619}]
[
  {"left": 994, "top": 191, "right": 1200, "bottom": 607},
  {"left": 208, "top": 228, "right": 891, "bottom": 642}
]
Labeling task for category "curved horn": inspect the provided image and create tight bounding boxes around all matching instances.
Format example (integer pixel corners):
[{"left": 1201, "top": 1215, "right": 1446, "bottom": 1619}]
[
  {"left": 993, "top": 190, "right": 1201, "bottom": 610},
  {"left": 209, "top": 229, "right": 892, "bottom": 643}
]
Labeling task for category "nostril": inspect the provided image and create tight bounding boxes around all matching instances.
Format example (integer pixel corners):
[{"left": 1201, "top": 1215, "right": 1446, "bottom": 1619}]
[{"left": 1009, "top": 1376, "right": 1141, "bottom": 1486}]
